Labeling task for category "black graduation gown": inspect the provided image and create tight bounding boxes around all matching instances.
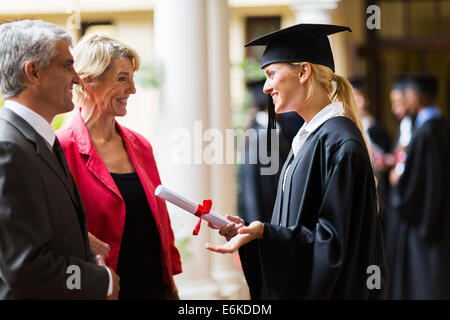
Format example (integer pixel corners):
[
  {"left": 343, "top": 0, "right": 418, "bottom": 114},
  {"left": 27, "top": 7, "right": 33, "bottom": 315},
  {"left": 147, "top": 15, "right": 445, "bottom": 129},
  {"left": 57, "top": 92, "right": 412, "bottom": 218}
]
[
  {"left": 384, "top": 120, "right": 412, "bottom": 280},
  {"left": 277, "top": 112, "right": 305, "bottom": 144},
  {"left": 239, "top": 117, "right": 388, "bottom": 300},
  {"left": 237, "top": 120, "right": 290, "bottom": 223},
  {"left": 367, "top": 122, "right": 390, "bottom": 154},
  {"left": 367, "top": 121, "right": 391, "bottom": 221},
  {"left": 389, "top": 117, "right": 450, "bottom": 299}
]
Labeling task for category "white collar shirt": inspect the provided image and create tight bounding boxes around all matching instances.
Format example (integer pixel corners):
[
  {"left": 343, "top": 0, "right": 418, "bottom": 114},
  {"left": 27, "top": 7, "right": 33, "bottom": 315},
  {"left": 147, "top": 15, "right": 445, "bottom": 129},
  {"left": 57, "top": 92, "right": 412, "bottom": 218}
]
[
  {"left": 4, "top": 100, "right": 56, "bottom": 149},
  {"left": 283, "top": 101, "right": 345, "bottom": 191}
]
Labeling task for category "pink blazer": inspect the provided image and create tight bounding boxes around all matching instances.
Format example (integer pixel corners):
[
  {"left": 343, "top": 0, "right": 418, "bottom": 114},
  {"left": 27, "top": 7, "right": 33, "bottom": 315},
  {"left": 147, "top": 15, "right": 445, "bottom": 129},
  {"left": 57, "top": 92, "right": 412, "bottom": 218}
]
[{"left": 56, "top": 108, "right": 182, "bottom": 290}]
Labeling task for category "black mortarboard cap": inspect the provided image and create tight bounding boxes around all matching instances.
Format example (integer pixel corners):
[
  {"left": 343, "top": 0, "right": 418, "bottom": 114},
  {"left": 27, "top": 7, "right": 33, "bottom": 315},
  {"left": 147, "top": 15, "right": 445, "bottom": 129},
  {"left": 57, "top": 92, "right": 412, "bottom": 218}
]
[
  {"left": 245, "top": 23, "right": 352, "bottom": 72},
  {"left": 244, "top": 23, "right": 351, "bottom": 155}
]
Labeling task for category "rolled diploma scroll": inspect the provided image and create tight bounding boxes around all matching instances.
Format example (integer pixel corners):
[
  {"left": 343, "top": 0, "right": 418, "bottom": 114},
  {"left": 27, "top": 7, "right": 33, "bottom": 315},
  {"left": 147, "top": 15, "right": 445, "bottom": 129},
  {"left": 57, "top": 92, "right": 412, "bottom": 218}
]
[{"left": 155, "top": 185, "right": 232, "bottom": 228}]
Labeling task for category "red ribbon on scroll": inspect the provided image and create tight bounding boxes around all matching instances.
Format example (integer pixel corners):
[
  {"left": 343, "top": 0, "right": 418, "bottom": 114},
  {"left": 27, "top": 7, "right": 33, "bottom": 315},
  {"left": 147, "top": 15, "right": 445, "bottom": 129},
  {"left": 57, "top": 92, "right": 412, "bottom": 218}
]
[{"left": 193, "top": 199, "right": 212, "bottom": 235}]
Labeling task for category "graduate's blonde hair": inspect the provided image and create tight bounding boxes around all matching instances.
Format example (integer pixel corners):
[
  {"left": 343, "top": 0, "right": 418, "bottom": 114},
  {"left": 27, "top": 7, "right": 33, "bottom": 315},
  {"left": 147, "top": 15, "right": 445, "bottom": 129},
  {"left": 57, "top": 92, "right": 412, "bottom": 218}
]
[{"left": 290, "top": 62, "right": 380, "bottom": 212}]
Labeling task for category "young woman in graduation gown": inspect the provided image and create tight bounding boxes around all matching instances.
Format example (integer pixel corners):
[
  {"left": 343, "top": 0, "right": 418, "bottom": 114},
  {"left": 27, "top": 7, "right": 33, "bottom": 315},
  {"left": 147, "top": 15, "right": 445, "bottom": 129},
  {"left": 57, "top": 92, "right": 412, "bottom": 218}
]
[{"left": 206, "top": 24, "right": 388, "bottom": 300}]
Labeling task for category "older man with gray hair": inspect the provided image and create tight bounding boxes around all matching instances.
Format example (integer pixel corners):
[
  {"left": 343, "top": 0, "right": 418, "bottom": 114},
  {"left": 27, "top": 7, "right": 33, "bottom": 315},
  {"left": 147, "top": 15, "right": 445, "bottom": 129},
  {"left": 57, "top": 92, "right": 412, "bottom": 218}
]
[{"left": 0, "top": 19, "right": 119, "bottom": 299}]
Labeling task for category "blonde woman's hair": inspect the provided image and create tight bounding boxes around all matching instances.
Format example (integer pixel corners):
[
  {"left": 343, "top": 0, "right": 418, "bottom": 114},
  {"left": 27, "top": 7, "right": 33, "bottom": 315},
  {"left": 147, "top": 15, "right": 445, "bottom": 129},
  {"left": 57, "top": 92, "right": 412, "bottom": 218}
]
[
  {"left": 290, "top": 62, "right": 380, "bottom": 212},
  {"left": 72, "top": 33, "right": 140, "bottom": 105}
]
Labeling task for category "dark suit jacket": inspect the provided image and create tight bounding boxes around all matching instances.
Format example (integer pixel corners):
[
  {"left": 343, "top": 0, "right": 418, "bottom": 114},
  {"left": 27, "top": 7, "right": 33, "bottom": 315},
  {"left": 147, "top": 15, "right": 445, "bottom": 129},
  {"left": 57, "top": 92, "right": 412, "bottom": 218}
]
[{"left": 0, "top": 107, "right": 108, "bottom": 299}]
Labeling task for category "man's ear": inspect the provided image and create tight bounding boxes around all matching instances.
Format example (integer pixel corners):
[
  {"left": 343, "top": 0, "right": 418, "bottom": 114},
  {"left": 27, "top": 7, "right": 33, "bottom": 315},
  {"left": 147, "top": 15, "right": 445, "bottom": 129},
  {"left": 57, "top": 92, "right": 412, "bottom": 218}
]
[
  {"left": 23, "top": 61, "right": 39, "bottom": 84},
  {"left": 298, "top": 62, "right": 312, "bottom": 84}
]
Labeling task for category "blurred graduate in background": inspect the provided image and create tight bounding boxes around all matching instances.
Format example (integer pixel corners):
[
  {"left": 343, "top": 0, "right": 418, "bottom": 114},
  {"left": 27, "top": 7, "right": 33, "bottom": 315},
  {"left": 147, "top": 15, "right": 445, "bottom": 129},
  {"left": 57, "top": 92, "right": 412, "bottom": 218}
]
[
  {"left": 350, "top": 77, "right": 391, "bottom": 218},
  {"left": 383, "top": 75, "right": 412, "bottom": 290},
  {"left": 350, "top": 77, "right": 390, "bottom": 155},
  {"left": 388, "top": 76, "right": 414, "bottom": 187},
  {"left": 389, "top": 74, "right": 450, "bottom": 299},
  {"left": 237, "top": 80, "right": 290, "bottom": 224}
]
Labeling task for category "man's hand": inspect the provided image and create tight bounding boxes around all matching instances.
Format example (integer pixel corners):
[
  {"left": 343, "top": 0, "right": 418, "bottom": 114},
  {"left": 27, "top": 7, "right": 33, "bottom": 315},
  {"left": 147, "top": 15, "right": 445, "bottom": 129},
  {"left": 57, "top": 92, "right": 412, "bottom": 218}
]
[
  {"left": 89, "top": 232, "right": 110, "bottom": 260},
  {"left": 95, "top": 255, "right": 120, "bottom": 300},
  {"left": 205, "top": 220, "right": 264, "bottom": 254}
]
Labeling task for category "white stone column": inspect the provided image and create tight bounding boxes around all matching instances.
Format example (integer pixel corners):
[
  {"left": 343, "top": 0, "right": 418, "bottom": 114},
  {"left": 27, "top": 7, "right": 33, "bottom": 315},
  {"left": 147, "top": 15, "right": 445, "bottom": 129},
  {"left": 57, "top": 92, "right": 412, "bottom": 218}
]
[
  {"left": 290, "top": 0, "right": 339, "bottom": 24},
  {"left": 153, "top": 0, "right": 219, "bottom": 299},
  {"left": 207, "top": 0, "right": 250, "bottom": 300},
  {"left": 289, "top": 0, "right": 348, "bottom": 75}
]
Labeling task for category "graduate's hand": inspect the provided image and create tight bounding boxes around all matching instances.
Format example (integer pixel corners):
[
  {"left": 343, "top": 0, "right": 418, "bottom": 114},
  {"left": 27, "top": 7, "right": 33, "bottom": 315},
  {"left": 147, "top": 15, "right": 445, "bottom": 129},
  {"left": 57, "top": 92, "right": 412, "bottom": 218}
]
[
  {"left": 205, "top": 221, "right": 264, "bottom": 254},
  {"left": 207, "top": 215, "right": 245, "bottom": 241}
]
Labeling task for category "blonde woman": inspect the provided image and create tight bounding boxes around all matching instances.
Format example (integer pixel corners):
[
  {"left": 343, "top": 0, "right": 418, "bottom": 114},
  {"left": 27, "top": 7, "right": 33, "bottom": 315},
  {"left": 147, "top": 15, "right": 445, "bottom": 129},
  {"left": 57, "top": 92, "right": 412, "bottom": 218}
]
[
  {"left": 206, "top": 24, "right": 387, "bottom": 299},
  {"left": 56, "top": 34, "right": 181, "bottom": 299}
]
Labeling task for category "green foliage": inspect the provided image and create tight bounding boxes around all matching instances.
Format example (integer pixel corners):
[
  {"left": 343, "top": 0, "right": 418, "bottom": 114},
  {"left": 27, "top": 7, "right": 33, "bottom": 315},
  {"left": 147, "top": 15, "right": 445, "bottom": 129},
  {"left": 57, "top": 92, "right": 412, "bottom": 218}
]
[
  {"left": 134, "top": 63, "right": 162, "bottom": 88},
  {"left": 175, "top": 235, "right": 192, "bottom": 259},
  {"left": 234, "top": 57, "right": 266, "bottom": 82},
  {"left": 51, "top": 114, "right": 66, "bottom": 131}
]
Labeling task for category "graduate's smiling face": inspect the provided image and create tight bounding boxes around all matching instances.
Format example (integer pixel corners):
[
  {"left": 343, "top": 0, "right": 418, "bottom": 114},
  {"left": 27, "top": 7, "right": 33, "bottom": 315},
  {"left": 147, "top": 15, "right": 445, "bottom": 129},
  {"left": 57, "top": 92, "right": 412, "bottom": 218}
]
[
  {"left": 86, "top": 57, "right": 136, "bottom": 117},
  {"left": 263, "top": 63, "right": 303, "bottom": 113}
]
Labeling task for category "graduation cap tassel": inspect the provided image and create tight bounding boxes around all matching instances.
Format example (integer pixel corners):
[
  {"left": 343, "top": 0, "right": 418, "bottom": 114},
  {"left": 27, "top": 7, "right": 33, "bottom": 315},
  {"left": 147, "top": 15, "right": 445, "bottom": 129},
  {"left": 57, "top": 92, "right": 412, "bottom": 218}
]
[{"left": 267, "top": 95, "right": 276, "bottom": 157}]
